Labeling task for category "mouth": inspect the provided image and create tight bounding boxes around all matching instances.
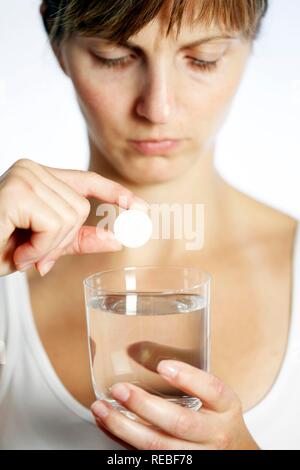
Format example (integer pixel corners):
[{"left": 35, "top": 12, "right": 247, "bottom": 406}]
[{"left": 129, "top": 139, "right": 183, "bottom": 156}]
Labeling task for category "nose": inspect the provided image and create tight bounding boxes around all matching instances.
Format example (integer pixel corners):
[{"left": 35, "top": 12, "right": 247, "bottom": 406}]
[{"left": 135, "top": 61, "right": 172, "bottom": 124}]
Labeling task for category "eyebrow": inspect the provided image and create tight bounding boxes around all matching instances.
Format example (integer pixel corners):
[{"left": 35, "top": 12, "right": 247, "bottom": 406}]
[{"left": 122, "top": 34, "right": 238, "bottom": 51}]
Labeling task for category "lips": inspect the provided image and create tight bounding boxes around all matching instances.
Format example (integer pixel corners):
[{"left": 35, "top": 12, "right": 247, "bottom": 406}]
[{"left": 129, "top": 139, "right": 182, "bottom": 156}]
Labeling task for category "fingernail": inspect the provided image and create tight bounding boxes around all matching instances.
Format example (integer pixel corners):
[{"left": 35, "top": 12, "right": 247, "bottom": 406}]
[
  {"left": 157, "top": 361, "right": 179, "bottom": 378},
  {"left": 91, "top": 401, "right": 109, "bottom": 419},
  {"left": 39, "top": 261, "right": 55, "bottom": 277},
  {"left": 130, "top": 198, "right": 150, "bottom": 212},
  {"left": 105, "top": 231, "right": 118, "bottom": 241},
  {"left": 111, "top": 384, "right": 130, "bottom": 402},
  {"left": 96, "top": 231, "right": 122, "bottom": 249},
  {"left": 109, "top": 240, "right": 123, "bottom": 251},
  {"left": 17, "top": 262, "right": 35, "bottom": 272}
]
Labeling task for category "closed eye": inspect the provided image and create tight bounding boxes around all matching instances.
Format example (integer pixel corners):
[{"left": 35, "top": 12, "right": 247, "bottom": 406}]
[
  {"left": 188, "top": 58, "right": 219, "bottom": 72},
  {"left": 92, "top": 52, "right": 219, "bottom": 73},
  {"left": 92, "top": 54, "right": 134, "bottom": 68}
]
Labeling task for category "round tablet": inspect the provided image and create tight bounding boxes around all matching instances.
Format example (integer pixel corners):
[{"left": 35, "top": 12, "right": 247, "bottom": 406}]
[{"left": 113, "top": 209, "right": 153, "bottom": 248}]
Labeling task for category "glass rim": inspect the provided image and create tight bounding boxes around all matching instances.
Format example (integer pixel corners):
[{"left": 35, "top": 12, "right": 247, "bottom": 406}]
[{"left": 83, "top": 265, "right": 211, "bottom": 294}]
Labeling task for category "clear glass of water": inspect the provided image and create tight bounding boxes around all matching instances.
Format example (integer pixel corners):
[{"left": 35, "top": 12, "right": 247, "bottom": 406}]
[{"left": 83, "top": 266, "right": 211, "bottom": 420}]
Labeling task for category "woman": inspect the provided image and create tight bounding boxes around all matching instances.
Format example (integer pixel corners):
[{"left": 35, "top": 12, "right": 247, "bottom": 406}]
[{"left": 0, "top": 0, "right": 299, "bottom": 450}]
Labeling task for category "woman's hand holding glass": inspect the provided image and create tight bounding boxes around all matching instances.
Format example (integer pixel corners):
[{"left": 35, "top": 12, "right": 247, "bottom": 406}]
[{"left": 91, "top": 359, "right": 259, "bottom": 451}]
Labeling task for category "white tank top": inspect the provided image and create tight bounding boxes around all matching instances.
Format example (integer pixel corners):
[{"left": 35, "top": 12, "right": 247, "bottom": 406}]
[{"left": 1, "top": 223, "right": 300, "bottom": 450}]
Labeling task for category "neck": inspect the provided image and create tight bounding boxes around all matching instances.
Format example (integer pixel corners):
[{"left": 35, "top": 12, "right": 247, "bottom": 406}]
[{"left": 86, "top": 138, "right": 236, "bottom": 262}]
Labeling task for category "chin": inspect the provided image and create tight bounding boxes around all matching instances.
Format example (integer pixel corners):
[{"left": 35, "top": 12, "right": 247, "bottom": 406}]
[{"left": 119, "top": 155, "right": 187, "bottom": 185}]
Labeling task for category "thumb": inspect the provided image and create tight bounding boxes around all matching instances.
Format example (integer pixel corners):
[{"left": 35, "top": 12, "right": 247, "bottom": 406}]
[
  {"left": 37, "top": 227, "right": 122, "bottom": 276},
  {"left": 64, "top": 226, "right": 123, "bottom": 256}
]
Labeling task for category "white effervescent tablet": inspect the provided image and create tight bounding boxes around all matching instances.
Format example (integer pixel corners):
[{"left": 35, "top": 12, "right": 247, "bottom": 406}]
[{"left": 113, "top": 209, "right": 153, "bottom": 248}]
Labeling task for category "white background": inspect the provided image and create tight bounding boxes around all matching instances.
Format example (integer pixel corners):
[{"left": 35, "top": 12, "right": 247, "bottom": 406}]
[{"left": 1, "top": 0, "right": 299, "bottom": 217}]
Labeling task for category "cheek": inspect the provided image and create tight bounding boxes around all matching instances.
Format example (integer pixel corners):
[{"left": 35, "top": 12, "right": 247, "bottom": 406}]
[
  {"left": 187, "top": 47, "right": 250, "bottom": 130},
  {"left": 183, "top": 85, "right": 230, "bottom": 143},
  {"left": 72, "top": 71, "right": 131, "bottom": 128},
  {"left": 188, "top": 70, "right": 246, "bottom": 137}
]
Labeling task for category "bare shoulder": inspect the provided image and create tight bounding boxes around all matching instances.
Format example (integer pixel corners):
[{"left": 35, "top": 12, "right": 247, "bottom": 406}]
[
  {"left": 224, "top": 186, "right": 298, "bottom": 275},
  {"left": 251, "top": 201, "right": 297, "bottom": 271},
  {"left": 229, "top": 186, "right": 298, "bottom": 242}
]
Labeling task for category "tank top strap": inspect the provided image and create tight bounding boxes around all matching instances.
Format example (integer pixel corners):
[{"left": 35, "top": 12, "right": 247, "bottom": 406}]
[
  {"left": 0, "top": 273, "right": 22, "bottom": 402},
  {"left": 287, "top": 221, "right": 300, "bottom": 359}
]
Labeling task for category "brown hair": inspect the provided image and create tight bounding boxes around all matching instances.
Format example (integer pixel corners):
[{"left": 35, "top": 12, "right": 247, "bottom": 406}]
[{"left": 41, "top": 0, "right": 269, "bottom": 45}]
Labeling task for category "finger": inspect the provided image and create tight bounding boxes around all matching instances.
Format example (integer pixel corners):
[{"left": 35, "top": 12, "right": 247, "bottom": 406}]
[
  {"left": 109, "top": 382, "right": 217, "bottom": 443},
  {"left": 13, "top": 164, "right": 122, "bottom": 268},
  {"left": 156, "top": 360, "right": 238, "bottom": 413},
  {"left": 11, "top": 192, "right": 65, "bottom": 266},
  {"left": 16, "top": 160, "right": 91, "bottom": 223},
  {"left": 34, "top": 226, "right": 122, "bottom": 275},
  {"left": 59, "top": 227, "right": 123, "bottom": 256},
  {"left": 91, "top": 401, "right": 205, "bottom": 450},
  {"left": 45, "top": 166, "right": 149, "bottom": 210},
  {"left": 16, "top": 166, "right": 80, "bottom": 245},
  {"left": 94, "top": 418, "right": 136, "bottom": 450},
  {"left": 0, "top": 228, "right": 31, "bottom": 275},
  {"left": 127, "top": 341, "right": 201, "bottom": 373}
]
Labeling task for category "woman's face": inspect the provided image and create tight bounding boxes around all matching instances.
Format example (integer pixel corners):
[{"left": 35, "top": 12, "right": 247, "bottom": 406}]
[{"left": 56, "top": 9, "right": 252, "bottom": 184}]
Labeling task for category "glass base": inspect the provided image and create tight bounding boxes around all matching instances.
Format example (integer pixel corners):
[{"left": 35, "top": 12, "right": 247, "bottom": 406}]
[{"left": 96, "top": 395, "right": 202, "bottom": 422}]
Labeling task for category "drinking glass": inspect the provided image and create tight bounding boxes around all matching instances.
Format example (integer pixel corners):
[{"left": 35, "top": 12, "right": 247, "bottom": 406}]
[{"left": 83, "top": 266, "right": 211, "bottom": 420}]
